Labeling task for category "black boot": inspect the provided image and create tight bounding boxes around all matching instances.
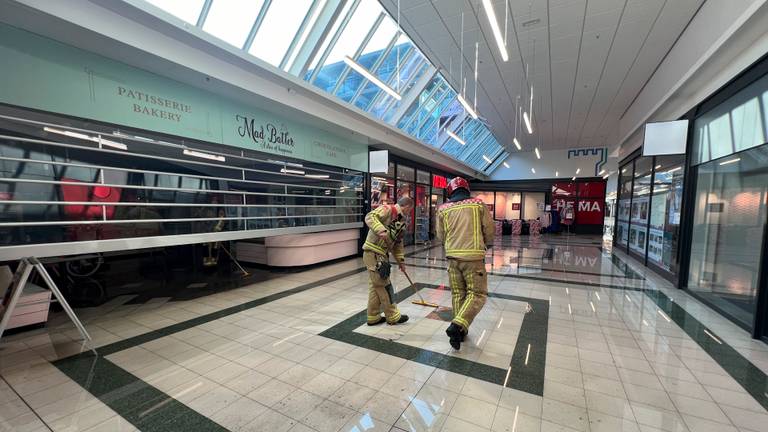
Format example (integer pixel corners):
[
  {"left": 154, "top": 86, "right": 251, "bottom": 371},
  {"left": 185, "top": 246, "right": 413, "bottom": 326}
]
[
  {"left": 367, "top": 316, "right": 386, "bottom": 326},
  {"left": 388, "top": 314, "right": 409, "bottom": 325},
  {"left": 446, "top": 323, "right": 463, "bottom": 350}
]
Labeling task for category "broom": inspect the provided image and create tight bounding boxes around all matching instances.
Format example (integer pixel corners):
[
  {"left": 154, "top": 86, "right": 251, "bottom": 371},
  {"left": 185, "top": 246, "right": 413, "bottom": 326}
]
[{"left": 401, "top": 268, "right": 439, "bottom": 308}]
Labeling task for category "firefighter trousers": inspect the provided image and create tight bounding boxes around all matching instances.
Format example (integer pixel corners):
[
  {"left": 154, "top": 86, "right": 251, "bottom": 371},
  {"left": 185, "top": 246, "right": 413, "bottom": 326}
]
[
  {"left": 447, "top": 259, "right": 487, "bottom": 331},
  {"left": 363, "top": 251, "right": 402, "bottom": 324}
]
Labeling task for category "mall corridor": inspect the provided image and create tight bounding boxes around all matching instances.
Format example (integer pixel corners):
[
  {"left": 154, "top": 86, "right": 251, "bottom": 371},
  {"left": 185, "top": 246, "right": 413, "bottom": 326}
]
[{"left": 1, "top": 0, "right": 768, "bottom": 431}]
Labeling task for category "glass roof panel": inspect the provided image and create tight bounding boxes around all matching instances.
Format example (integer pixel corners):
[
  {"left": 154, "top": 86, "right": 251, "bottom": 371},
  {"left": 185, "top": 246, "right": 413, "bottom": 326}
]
[
  {"left": 249, "top": 0, "right": 314, "bottom": 66},
  {"left": 353, "top": 42, "right": 412, "bottom": 111},
  {"left": 145, "top": 0, "right": 205, "bottom": 25},
  {"left": 322, "top": 0, "right": 382, "bottom": 66},
  {"left": 202, "top": 0, "right": 265, "bottom": 48},
  {"left": 304, "top": 0, "right": 355, "bottom": 78}
]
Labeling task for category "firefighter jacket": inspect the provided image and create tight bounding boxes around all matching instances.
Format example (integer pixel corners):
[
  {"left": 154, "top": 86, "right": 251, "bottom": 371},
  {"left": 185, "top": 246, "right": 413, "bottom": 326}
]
[
  {"left": 363, "top": 204, "right": 407, "bottom": 262},
  {"left": 436, "top": 198, "right": 494, "bottom": 261}
]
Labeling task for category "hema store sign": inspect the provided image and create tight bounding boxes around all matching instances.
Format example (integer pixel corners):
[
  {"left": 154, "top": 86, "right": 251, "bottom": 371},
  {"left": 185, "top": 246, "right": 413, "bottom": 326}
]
[{"left": 0, "top": 24, "right": 366, "bottom": 171}]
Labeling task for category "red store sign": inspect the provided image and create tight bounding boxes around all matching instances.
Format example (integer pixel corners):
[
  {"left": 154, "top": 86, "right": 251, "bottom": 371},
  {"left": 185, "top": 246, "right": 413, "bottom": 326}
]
[{"left": 432, "top": 175, "right": 447, "bottom": 189}]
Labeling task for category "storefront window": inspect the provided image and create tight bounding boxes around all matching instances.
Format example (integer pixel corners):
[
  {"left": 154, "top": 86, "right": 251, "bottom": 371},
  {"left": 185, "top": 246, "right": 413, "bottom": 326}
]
[
  {"left": 693, "top": 73, "right": 768, "bottom": 165},
  {"left": 687, "top": 144, "right": 768, "bottom": 329},
  {"left": 415, "top": 184, "right": 429, "bottom": 244},
  {"left": 396, "top": 178, "right": 414, "bottom": 245},
  {"left": 647, "top": 155, "right": 685, "bottom": 272},
  {"left": 495, "top": 192, "right": 521, "bottom": 220},
  {"left": 629, "top": 158, "right": 652, "bottom": 256},
  {"left": 617, "top": 162, "right": 633, "bottom": 247},
  {"left": 471, "top": 191, "right": 495, "bottom": 217},
  {"left": 396, "top": 164, "right": 415, "bottom": 182}
]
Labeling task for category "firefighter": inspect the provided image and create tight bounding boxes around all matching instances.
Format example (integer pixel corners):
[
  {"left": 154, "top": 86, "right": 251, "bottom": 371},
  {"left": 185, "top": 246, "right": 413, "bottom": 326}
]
[
  {"left": 362, "top": 196, "right": 414, "bottom": 325},
  {"left": 436, "top": 177, "right": 494, "bottom": 349}
]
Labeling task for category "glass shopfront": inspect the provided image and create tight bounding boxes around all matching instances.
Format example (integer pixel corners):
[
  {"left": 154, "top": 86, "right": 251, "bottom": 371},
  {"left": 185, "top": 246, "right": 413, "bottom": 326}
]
[
  {"left": 685, "top": 66, "right": 768, "bottom": 332},
  {"left": 615, "top": 152, "right": 685, "bottom": 278},
  {"left": 373, "top": 159, "right": 448, "bottom": 246},
  {"left": 647, "top": 155, "right": 685, "bottom": 273}
]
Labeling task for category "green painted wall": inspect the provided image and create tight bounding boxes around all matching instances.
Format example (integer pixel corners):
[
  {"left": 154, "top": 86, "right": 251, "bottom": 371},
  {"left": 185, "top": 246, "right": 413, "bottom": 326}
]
[{"left": 0, "top": 23, "right": 367, "bottom": 171}]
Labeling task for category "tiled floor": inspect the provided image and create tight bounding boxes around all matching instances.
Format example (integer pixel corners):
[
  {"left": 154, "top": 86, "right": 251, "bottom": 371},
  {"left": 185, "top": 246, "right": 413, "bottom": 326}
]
[{"left": 1, "top": 235, "right": 767, "bottom": 431}]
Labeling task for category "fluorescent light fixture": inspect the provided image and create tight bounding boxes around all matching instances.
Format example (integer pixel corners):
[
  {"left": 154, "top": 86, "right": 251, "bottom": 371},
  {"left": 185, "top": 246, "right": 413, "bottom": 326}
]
[
  {"left": 719, "top": 157, "right": 741, "bottom": 166},
  {"left": 622, "top": 168, "right": 627, "bottom": 173},
  {"left": 523, "top": 111, "right": 533, "bottom": 134},
  {"left": 44, "top": 127, "right": 96, "bottom": 142},
  {"left": 534, "top": 147, "right": 540, "bottom": 159},
  {"left": 281, "top": 168, "right": 306, "bottom": 175},
  {"left": 503, "top": 161, "right": 510, "bottom": 168},
  {"left": 513, "top": 137, "right": 521, "bottom": 150},
  {"left": 655, "top": 165, "right": 662, "bottom": 170},
  {"left": 100, "top": 138, "right": 128, "bottom": 151},
  {"left": 481, "top": 0, "right": 508, "bottom": 62},
  {"left": 457, "top": 93, "right": 479, "bottom": 119},
  {"left": 665, "top": 166, "right": 682, "bottom": 174},
  {"left": 531, "top": 168, "right": 536, "bottom": 174},
  {"left": 575, "top": 168, "right": 581, "bottom": 174},
  {"left": 183, "top": 149, "right": 225, "bottom": 162},
  {"left": 598, "top": 169, "right": 605, "bottom": 175},
  {"left": 571, "top": 176, "right": 576, "bottom": 181},
  {"left": 446, "top": 129, "right": 466, "bottom": 145},
  {"left": 344, "top": 56, "right": 401, "bottom": 101},
  {"left": 555, "top": 171, "right": 559, "bottom": 177},
  {"left": 602, "top": 173, "right": 610, "bottom": 179},
  {"left": 482, "top": 154, "right": 492, "bottom": 164},
  {"left": 305, "top": 174, "right": 330, "bottom": 179}
]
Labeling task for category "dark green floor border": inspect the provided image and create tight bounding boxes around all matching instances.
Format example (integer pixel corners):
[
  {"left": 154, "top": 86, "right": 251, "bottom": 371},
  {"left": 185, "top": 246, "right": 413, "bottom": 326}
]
[
  {"left": 48, "top": 245, "right": 439, "bottom": 431},
  {"left": 319, "top": 283, "right": 549, "bottom": 396}
]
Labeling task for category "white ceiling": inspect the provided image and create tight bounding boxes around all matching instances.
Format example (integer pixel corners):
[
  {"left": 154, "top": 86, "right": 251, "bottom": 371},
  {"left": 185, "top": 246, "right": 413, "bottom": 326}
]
[{"left": 380, "top": 0, "right": 704, "bottom": 154}]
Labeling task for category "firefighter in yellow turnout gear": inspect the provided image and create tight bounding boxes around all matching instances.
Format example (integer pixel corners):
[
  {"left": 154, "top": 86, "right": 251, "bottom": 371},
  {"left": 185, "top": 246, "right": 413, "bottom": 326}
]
[
  {"left": 436, "top": 177, "right": 494, "bottom": 349},
  {"left": 362, "top": 197, "right": 414, "bottom": 326}
]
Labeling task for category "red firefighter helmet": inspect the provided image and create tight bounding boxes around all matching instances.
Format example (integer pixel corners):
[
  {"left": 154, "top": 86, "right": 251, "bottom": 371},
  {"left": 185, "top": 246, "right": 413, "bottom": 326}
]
[{"left": 446, "top": 177, "right": 470, "bottom": 197}]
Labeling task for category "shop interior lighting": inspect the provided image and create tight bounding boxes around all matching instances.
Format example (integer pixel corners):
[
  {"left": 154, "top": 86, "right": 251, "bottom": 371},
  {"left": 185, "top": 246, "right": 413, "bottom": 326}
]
[
  {"left": 183, "top": 148, "right": 225, "bottom": 162},
  {"left": 446, "top": 129, "right": 466, "bottom": 145},
  {"left": 598, "top": 169, "right": 605, "bottom": 175},
  {"left": 503, "top": 161, "right": 510, "bottom": 168},
  {"left": 44, "top": 127, "right": 128, "bottom": 150},
  {"left": 457, "top": 93, "right": 479, "bottom": 120},
  {"left": 281, "top": 168, "right": 306, "bottom": 175},
  {"left": 534, "top": 147, "right": 540, "bottom": 159},
  {"left": 571, "top": 176, "right": 576, "bottom": 181},
  {"left": 555, "top": 171, "right": 559, "bottom": 177},
  {"left": 513, "top": 137, "right": 521, "bottom": 150},
  {"left": 343, "top": 56, "right": 401, "bottom": 101},
  {"left": 43, "top": 127, "right": 95, "bottom": 142},
  {"left": 602, "top": 172, "right": 610, "bottom": 179},
  {"left": 305, "top": 174, "right": 330, "bottom": 179},
  {"left": 719, "top": 157, "right": 741, "bottom": 166},
  {"left": 664, "top": 166, "right": 682, "bottom": 174},
  {"left": 575, "top": 168, "right": 581, "bottom": 175},
  {"left": 99, "top": 137, "right": 128, "bottom": 151},
  {"left": 531, "top": 167, "right": 535, "bottom": 174},
  {"left": 482, "top": 154, "right": 492, "bottom": 164},
  {"left": 481, "top": 0, "right": 508, "bottom": 62}
]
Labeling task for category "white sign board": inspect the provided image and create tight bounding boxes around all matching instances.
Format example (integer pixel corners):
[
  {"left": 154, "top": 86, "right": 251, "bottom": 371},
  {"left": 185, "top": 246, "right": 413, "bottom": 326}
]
[
  {"left": 369, "top": 150, "right": 389, "bottom": 173},
  {"left": 643, "top": 120, "right": 688, "bottom": 156}
]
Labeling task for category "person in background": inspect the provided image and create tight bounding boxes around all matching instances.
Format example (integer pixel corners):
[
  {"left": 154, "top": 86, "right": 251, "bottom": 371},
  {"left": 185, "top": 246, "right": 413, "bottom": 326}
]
[
  {"left": 362, "top": 196, "right": 414, "bottom": 325},
  {"left": 436, "top": 177, "right": 494, "bottom": 349}
]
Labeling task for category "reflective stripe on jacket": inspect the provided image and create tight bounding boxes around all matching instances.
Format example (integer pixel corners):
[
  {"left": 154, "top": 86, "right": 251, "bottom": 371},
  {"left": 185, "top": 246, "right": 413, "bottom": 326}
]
[
  {"left": 363, "top": 204, "right": 406, "bottom": 262},
  {"left": 436, "top": 198, "right": 494, "bottom": 261}
]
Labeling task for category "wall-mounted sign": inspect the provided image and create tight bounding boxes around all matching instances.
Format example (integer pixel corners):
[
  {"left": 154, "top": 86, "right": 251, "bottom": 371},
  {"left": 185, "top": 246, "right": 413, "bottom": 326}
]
[
  {"left": 0, "top": 24, "right": 367, "bottom": 171},
  {"left": 432, "top": 175, "right": 447, "bottom": 189},
  {"left": 511, "top": 203, "right": 520, "bottom": 211}
]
